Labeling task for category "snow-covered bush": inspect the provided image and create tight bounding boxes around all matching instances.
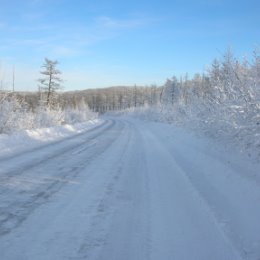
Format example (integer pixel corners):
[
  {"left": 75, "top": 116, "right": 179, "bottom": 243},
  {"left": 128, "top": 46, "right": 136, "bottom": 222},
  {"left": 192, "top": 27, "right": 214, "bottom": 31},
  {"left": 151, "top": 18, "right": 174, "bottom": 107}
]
[
  {"left": 63, "top": 99, "right": 97, "bottom": 124},
  {"left": 0, "top": 93, "right": 97, "bottom": 134},
  {"left": 34, "top": 104, "right": 65, "bottom": 128},
  {"left": 0, "top": 94, "right": 34, "bottom": 133},
  {"left": 120, "top": 49, "right": 260, "bottom": 160}
]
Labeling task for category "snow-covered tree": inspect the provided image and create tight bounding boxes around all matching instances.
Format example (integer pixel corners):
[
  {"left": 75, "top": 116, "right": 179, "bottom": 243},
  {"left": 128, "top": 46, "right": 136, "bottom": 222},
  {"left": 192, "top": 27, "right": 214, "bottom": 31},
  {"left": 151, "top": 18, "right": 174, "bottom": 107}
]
[{"left": 38, "top": 58, "right": 63, "bottom": 107}]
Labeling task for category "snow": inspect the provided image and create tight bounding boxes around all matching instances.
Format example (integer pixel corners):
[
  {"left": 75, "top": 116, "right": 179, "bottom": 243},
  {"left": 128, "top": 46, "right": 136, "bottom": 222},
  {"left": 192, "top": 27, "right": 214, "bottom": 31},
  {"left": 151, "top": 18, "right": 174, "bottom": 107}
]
[
  {"left": 0, "top": 119, "right": 102, "bottom": 158},
  {"left": 0, "top": 117, "right": 260, "bottom": 260}
]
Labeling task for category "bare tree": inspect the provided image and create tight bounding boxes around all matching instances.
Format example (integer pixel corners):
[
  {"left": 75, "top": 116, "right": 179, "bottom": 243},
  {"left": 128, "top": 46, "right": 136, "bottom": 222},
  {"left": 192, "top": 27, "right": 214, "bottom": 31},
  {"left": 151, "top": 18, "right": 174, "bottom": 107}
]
[{"left": 38, "top": 58, "right": 63, "bottom": 107}]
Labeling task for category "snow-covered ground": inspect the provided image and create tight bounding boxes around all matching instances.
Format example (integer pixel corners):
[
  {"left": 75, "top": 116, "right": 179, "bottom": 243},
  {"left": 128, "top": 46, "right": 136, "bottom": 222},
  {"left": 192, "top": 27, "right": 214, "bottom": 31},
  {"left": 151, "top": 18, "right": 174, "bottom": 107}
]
[
  {"left": 0, "top": 117, "right": 259, "bottom": 260},
  {"left": 0, "top": 119, "right": 102, "bottom": 158}
]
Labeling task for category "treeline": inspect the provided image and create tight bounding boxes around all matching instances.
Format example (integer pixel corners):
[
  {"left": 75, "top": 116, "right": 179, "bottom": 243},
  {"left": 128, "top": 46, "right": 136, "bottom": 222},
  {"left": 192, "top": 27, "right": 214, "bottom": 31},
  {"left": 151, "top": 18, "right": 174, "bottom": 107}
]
[
  {"left": 0, "top": 85, "right": 161, "bottom": 113},
  {"left": 60, "top": 86, "right": 161, "bottom": 113}
]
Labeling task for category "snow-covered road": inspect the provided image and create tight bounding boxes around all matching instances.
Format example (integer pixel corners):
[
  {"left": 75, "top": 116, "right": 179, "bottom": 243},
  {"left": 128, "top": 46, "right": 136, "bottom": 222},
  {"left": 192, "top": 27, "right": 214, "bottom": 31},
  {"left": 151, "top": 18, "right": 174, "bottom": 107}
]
[{"left": 0, "top": 118, "right": 259, "bottom": 260}]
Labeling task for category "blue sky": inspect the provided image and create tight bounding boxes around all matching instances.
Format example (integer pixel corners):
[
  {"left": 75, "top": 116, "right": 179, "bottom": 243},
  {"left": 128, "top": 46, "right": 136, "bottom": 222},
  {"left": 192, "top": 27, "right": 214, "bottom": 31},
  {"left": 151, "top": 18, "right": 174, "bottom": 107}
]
[{"left": 0, "top": 0, "right": 259, "bottom": 91}]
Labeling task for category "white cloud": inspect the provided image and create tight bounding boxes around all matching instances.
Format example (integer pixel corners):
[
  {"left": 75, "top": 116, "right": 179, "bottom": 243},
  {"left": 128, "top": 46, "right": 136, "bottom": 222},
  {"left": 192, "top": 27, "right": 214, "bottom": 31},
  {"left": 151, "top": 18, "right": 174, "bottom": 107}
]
[
  {"left": 12, "top": 38, "right": 49, "bottom": 46},
  {"left": 1, "top": 12, "right": 153, "bottom": 58},
  {"left": 51, "top": 46, "right": 80, "bottom": 58},
  {"left": 95, "top": 16, "right": 147, "bottom": 30}
]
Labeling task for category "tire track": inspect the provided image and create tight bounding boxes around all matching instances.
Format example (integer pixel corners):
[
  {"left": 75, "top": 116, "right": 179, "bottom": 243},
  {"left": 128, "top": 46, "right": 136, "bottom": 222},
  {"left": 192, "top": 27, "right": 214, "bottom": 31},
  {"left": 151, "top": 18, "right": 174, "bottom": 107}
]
[{"left": 0, "top": 119, "right": 125, "bottom": 236}]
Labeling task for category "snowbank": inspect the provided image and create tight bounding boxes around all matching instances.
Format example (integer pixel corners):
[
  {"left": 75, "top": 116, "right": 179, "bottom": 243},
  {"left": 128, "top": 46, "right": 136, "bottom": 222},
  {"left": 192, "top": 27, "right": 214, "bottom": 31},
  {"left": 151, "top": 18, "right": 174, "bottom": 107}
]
[{"left": 0, "top": 119, "right": 103, "bottom": 158}]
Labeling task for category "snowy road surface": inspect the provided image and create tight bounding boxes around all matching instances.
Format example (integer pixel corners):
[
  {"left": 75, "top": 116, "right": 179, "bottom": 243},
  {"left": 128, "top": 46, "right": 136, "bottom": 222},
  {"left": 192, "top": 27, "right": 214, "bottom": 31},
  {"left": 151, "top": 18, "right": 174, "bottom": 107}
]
[{"left": 0, "top": 118, "right": 260, "bottom": 260}]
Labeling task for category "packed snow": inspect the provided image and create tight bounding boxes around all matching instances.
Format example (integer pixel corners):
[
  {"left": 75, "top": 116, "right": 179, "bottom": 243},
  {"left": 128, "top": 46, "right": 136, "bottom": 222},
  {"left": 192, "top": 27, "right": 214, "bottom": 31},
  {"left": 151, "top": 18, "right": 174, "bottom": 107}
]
[{"left": 0, "top": 117, "right": 259, "bottom": 260}]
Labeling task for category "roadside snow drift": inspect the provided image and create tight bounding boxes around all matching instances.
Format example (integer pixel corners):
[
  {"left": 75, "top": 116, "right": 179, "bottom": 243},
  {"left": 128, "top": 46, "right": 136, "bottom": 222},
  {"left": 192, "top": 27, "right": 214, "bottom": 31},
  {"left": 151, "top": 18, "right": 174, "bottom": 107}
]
[{"left": 0, "top": 119, "right": 102, "bottom": 158}]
